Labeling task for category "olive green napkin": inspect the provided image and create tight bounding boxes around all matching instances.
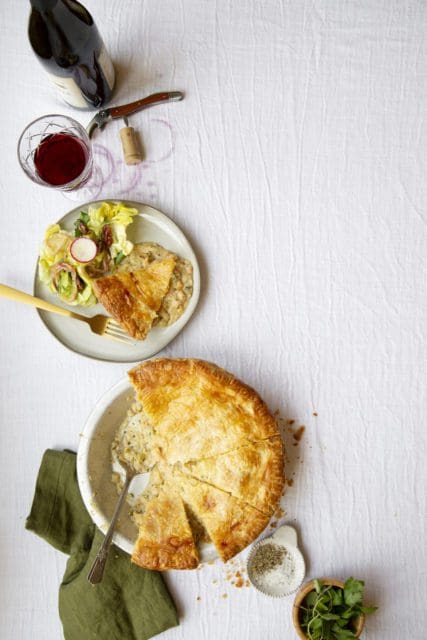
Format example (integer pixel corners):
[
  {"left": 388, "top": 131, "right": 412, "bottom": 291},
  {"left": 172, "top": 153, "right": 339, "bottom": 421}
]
[{"left": 26, "top": 449, "right": 179, "bottom": 640}]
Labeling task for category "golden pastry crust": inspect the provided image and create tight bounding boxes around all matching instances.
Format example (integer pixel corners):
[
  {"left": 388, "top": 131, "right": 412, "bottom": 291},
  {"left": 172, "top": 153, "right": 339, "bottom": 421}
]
[
  {"left": 120, "top": 358, "right": 285, "bottom": 568},
  {"left": 93, "top": 256, "right": 176, "bottom": 339},
  {"left": 172, "top": 470, "right": 269, "bottom": 562},
  {"left": 131, "top": 484, "right": 199, "bottom": 570},
  {"left": 128, "top": 359, "right": 279, "bottom": 463},
  {"left": 181, "top": 437, "right": 284, "bottom": 516}
]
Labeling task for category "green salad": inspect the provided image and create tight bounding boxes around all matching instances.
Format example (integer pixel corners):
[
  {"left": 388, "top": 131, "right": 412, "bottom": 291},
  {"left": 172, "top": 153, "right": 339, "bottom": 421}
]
[{"left": 38, "top": 201, "right": 138, "bottom": 306}]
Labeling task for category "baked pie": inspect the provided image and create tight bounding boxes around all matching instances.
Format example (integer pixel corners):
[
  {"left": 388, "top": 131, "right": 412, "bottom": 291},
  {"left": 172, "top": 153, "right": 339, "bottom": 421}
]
[
  {"left": 115, "top": 358, "right": 285, "bottom": 570},
  {"left": 93, "top": 256, "right": 176, "bottom": 339}
]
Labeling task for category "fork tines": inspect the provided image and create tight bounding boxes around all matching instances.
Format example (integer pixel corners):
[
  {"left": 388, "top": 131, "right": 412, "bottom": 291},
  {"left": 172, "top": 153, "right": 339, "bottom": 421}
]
[{"left": 104, "top": 320, "right": 135, "bottom": 344}]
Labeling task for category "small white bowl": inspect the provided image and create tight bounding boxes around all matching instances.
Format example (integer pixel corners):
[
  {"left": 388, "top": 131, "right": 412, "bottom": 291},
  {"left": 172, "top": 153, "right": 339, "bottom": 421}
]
[{"left": 247, "top": 526, "right": 306, "bottom": 597}]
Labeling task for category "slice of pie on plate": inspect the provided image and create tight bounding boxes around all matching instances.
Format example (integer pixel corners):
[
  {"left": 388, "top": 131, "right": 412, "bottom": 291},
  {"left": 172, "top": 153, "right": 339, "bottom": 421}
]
[
  {"left": 132, "top": 483, "right": 199, "bottom": 570},
  {"left": 179, "top": 437, "right": 284, "bottom": 515},
  {"left": 128, "top": 359, "right": 279, "bottom": 463},
  {"left": 172, "top": 469, "right": 269, "bottom": 562},
  {"left": 93, "top": 256, "right": 176, "bottom": 340}
]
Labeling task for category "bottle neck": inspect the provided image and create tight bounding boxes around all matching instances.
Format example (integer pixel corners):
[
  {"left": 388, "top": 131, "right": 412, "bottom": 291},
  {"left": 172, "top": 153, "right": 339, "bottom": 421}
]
[{"left": 30, "top": 0, "right": 59, "bottom": 10}]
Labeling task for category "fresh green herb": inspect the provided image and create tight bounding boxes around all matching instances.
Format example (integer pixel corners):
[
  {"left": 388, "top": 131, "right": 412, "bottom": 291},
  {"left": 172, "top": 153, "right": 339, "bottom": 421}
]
[
  {"left": 73, "top": 211, "right": 90, "bottom": 237},
  {"left": 114, "top": 251, "right": 125, "bottom": 265},
  {"left": 299, "top": 578, "right": 377, "bottom": 640}
]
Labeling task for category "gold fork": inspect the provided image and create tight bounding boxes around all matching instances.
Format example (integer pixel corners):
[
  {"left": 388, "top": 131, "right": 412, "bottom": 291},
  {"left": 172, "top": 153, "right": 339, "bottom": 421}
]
[{"left": 0, "top": 283, "right": 134, "bottom": 344}]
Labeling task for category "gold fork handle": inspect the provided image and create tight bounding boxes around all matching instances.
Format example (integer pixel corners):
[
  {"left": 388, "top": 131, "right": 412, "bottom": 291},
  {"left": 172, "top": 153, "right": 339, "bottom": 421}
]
[{"left": 0, "top": 283, "right": 77, "bottom": 319}]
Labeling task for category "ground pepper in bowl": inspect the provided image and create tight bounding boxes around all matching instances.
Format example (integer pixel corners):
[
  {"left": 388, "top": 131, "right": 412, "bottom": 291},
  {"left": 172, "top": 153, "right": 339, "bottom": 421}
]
[{"left": 250, "top": 542, "right": 287, "bottom": 578}]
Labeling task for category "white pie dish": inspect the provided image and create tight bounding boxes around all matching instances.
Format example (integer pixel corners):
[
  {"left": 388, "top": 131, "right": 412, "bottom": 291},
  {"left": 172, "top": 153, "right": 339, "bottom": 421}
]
[{"left": 77, "top": 376, "right": 218, "bottom": 563}]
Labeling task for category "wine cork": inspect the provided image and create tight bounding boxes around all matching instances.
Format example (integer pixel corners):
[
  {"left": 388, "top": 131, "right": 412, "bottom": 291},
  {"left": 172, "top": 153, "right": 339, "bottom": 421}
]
[{"left": 119, "top": 126, "right": 142, "bottom": 165}]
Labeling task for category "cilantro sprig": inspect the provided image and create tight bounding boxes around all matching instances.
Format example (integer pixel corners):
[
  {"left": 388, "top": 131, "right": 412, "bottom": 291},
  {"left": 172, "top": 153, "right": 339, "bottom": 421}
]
[{"left": 299, "top": 578, "right": 377, "bottom": 640}]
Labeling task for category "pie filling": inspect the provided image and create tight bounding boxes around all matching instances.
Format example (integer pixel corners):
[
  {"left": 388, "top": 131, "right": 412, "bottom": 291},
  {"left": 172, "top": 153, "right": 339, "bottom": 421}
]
[{"left": 182, "top": 503, "right": 210, "bottom": 544}]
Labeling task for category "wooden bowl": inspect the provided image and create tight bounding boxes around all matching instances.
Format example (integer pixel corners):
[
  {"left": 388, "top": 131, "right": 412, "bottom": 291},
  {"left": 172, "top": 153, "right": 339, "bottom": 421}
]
[{"left": 292, "top": 578, "right": 365, "bottom": 639}]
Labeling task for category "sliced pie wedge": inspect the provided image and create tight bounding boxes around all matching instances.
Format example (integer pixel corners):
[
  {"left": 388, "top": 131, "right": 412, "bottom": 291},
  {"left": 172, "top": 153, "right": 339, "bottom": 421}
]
[
  {"left": 93, "top": 256, "right": 176, "bottom": 339},
  {"left": 128, "top": 359, "right": 279, "bottom": 463},
  {"left": 179, "top": 437, "right": 284, "bottom": 516},
  {"left": 132, "top": 483, "right": 199, "bottom": 570},
  {"left": 173, "top": 470, "right": 269, "bottom": 562}
]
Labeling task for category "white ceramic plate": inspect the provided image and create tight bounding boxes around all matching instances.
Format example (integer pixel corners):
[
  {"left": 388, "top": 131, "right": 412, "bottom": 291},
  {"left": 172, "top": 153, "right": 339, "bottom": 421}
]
[
  {"left": 77, "top": 377, "right": 217, "bottom": 562},
  {"left": 33, "top": 200, "right": 200, "bottom": 363}
]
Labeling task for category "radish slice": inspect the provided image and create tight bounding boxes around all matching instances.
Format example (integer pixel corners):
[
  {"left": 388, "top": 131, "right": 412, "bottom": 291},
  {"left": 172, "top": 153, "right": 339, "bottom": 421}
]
[{"left": 70, "top": 237, "right": 98, "bottom": 263}]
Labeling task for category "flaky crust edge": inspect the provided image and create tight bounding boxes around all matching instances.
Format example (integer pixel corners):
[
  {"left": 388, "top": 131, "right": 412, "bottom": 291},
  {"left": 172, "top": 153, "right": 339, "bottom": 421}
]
[{"left": 131, "top": 538, "right": 199, "bottom": 570}]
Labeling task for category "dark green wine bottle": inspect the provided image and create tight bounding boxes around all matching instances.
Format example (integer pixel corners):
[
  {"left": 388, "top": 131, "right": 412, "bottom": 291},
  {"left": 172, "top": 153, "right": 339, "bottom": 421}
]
[{"left": 28, "top": 0, "right": 115, "bottom": 109}]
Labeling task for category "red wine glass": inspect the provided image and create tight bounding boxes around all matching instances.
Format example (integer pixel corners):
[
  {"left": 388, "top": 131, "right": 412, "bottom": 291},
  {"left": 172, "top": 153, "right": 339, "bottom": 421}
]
[{"left": 17, "top": 114, "right": 93, "bottom": 192}]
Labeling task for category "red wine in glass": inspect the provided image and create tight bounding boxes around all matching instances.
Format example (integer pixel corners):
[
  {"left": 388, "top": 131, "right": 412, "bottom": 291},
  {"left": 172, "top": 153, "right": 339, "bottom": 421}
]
[{"left": 33, "top": 132, "right": 89, "bottom": 186}]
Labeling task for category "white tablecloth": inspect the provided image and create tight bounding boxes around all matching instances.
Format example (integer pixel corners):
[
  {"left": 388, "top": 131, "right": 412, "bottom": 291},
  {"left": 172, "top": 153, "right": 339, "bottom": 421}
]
[{"left": 1, "top": 1, "right": 426, "bottom": 638}]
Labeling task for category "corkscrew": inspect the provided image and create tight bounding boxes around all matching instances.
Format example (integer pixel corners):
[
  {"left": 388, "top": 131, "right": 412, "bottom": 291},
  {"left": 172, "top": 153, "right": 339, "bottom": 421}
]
[
  {"left": 86, "top": 91, "right": 183, "bottom": 166},
  {"left": 86, "top": 91, "right": 183, "bottom": 137}
]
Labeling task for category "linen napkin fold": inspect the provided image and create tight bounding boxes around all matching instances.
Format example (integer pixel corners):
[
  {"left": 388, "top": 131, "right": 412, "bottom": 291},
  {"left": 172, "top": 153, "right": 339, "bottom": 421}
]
[{"left": 26, "top": 449, "right": 179, "bottom": 640}]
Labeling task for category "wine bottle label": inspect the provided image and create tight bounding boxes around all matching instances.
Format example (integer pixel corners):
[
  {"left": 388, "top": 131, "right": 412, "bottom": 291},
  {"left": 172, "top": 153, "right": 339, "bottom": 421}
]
[
  {"left": 97, "top": 45, "right": 115, "bottom": 90},
  {"left": 46, "top": 72, "right": 89, "bottom": 109}
]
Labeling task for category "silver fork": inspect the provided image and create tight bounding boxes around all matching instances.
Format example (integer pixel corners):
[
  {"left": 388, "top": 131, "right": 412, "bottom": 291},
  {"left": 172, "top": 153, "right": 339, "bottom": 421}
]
[
  {"left": 87, "top": 458, "right": 138, "bottom": 584},
  {"left": 0, "top": 283, "right": 134, "bottom": 344}
]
